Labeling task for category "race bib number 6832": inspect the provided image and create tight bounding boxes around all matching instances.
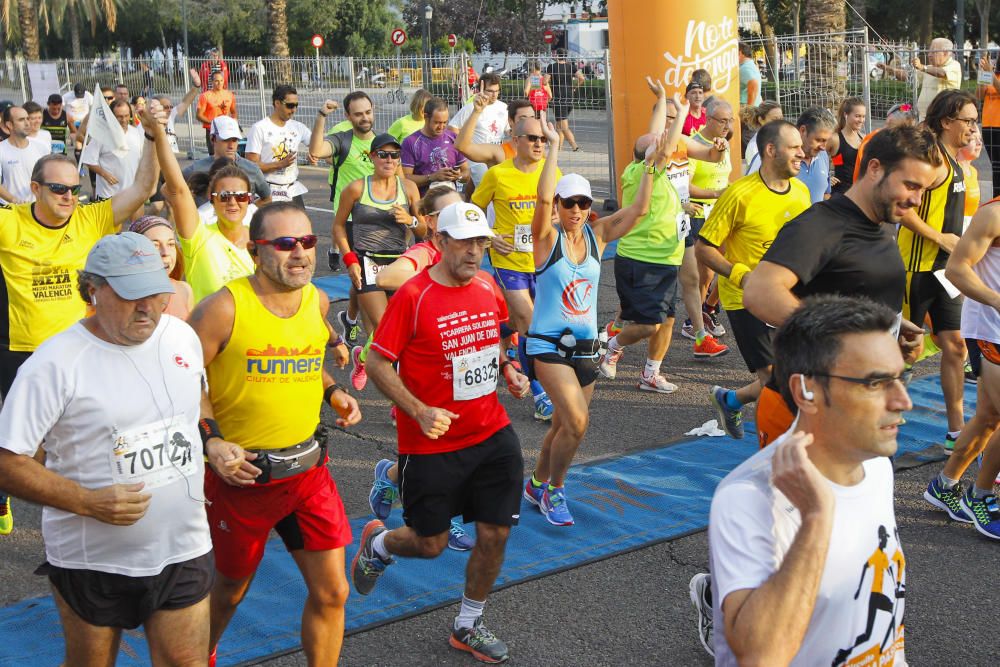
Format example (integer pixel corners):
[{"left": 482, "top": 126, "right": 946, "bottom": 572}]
[{"left": 452, "top": 346, "right": 500, "bottom": 400}]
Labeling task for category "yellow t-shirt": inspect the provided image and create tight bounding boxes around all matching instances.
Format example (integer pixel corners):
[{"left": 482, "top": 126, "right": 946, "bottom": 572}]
[
  {"left": 206, "top": 277, "right": 327, "bottom": 449},
  {"left": 388, "top": 115, "right": 425, "bottom": 143},
  {"left": 177, "top": 222, "right": 255, "bottom": 303},
  {"left": 698, "top": 173, "right": 811, "bottom": 310},
  {"left": 472, "top": 158, "right": 560, "bottom": 273},
  {"left": 0, "top": 200, "right": 115, "bottom": 351}
]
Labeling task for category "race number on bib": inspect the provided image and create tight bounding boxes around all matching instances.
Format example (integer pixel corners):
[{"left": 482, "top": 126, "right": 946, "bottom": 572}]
[
  {"left": 514, "top": 224, "right": 534, "bottom": 252},
  {"left": 452, "top": 346, "right": 500, "bottom": 400},
  {"left": 676, "top": 211, "right": 691, "bottom": 240},
  {"left": 109, "top": 416, "right": 198, "bottom": 490},
  {"left": 363, "top": 255, "right": 387, "bottom": 285}
]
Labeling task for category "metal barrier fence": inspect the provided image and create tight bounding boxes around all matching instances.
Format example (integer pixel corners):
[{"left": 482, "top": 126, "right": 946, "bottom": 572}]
[{"left": 1, "top": 51, "right": 616, "bottom": 200}]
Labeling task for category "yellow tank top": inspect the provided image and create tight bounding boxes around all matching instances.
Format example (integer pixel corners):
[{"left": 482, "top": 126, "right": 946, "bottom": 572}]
[{"left": 207, "top": 277, "right": 327, "bottom": 449}]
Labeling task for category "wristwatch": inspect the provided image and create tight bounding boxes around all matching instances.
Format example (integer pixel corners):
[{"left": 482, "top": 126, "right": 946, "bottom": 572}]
[{"left": 407, "top": 216, "right": 419, "bottom": 229}]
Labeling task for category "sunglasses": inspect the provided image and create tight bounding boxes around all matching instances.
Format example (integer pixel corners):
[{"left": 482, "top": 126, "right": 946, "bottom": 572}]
[
  {"left": 375, "top": 150, "right": 401, "bottom": 160},
  {"left": 103, "top": 96, "right": 114, "bottom": 102},
  {"left": 282, "top": 101, "right": 299, "bottom": 109},
  {"left": 40, "top": 182, "right": 82, "bottom": 196},
  {"left": 212, "top": 191, "right": 253, "bottom": 203},
  {"left": 253, "top": 235, "right": 318, "bottom": 251},
  {"left": 518, "top": 134, "right": 547, "bottom": 144},
  {"left": 559, "top": 196, "right": 592, "bottom": 210}
]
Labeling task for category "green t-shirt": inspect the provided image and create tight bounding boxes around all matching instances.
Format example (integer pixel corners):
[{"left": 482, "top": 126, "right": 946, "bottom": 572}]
[
  {"left": 388, "top": 115, "right": 424, "bottom": 143},
  {"left": 616, "top": 161, "right": 684, "bottom": 266}
]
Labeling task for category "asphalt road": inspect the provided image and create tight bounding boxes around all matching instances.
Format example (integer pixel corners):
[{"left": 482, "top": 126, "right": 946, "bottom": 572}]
[{"left": 1, "top": 163, "right": 998, "bottom": 666}]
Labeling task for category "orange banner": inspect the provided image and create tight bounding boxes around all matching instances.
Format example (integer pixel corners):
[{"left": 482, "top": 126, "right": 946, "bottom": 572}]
[{"left": 607, "top": 0, "right": 741, "bottom": 201}]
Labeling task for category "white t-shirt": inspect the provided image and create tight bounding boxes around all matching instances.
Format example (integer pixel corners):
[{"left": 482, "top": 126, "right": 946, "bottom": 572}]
[
  {"left": 0, "top": 137, "right": 50, "bottom": 203},
  {"left": 450, "top": 100, "right": 509, "bottom": 186},
  {"left": 245, "top": 117, "right": 312, "bottom": 192},
  {"left": 709, "top": 432, "right": 906, "bottom": 667},
  {"left": 63, "top": 91, "right": 93, "bottom": 128},
  {"left": 29, "top": 129, "right": 53, "bottom": 152},
  {"left": 0, "top": 316, "right": 212, "bottom": 577},
  {"left": 85, "top": 124, "right": 144, "bottom": 199}
]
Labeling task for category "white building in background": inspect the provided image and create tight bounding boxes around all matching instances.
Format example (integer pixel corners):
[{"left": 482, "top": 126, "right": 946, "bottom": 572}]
[{"left": 739, "top": 1, "right": 761, "bottom": 34}]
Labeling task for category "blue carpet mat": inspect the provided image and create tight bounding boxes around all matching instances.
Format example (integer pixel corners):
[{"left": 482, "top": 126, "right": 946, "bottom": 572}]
[{"left": 0, "top": 374, "right": 966, "bottom": 666}]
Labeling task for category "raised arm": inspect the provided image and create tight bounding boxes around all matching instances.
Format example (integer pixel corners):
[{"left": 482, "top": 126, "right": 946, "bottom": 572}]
[
  {"left": 646, "top": 76, "right": 667, "bottom": 135},
  {"left": 531, "top": 116, "right": 562, "bottom": 263},
  {"left": 454, "top": 93, "right": 505, "bottom": 165},
  {"left": 146, "top": 108, "right": 200, "bottom": 241},
  {"left": 174, "top": 69, "right": 202, "bottom": 118},
  {"left": 110, "top": 111, "right": 161, "bottom": 227},
  {"left": 593, "top": 129, "right": 670, "bottom": 246},
  {"left": 309, "top": 100, "right": 340, "bottom": 160}
]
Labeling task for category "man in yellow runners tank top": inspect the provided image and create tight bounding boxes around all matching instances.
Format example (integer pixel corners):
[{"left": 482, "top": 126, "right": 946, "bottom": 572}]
[
  {"left": 897, "top": 89, "right": 976, "bottom": 452},
  {"left": 190, "top": 203, "right": 359, "bottom": 666}
]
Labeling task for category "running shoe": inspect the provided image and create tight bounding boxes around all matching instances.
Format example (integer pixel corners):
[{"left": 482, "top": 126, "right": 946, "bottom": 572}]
[
  {"left": 598, "top": 346, "right": 624, "bottom": 379},
  {"left": 964, "top": 359, "right": 977, "bottom": 383},
  {"left": 448, "top": 519, "right": 476, "bottom": 551},
  {"left": 0, "top": 495, "right": 11, "bottom": 535},
  {"left": 688, "top": 572, "right": 714, "bottom": 658},
  {"left": 540, "top": 486, "right": 574, "bottom": 526},
  {"left": 337, "top": 310, "right": 364, "bottom": 348},
  {"left": 605, "top": 319, "right": 623, "bottom": 338},
  {"left": 693, "top": 335, "right": 729, "bottom": 358},
  {"left": 449, "top": 616, "right": 509, "bottom": 664},
  {"left": 709, "top": 386, "right": 744, "bottom": 439},
  {"left": 922, "top": 477, "right": 972, "bottom": 523},
  {"left": 368, "top": 459, "right": 398, "bottom": 521},
  {"left": 702, "top": 309, "right": 726, "bottom": 337},
  {"left": 944, "top": 433, "right": 957, "bottom": 455},
  {"left": 351, "top": 345, "right": 368, "bottom": 391},
  {"left": 960, "top": 490, "right": 1000, "bottom": 540},
  {"left": 533, "top": 391, "right": 554, "bottom": 421},
  {"left": 523, "top": 480, "right": 545, "bottom": 508},
  {"left": 351, "top": 519, "right": 394, "bottom": 596},
  {"left": 680, "top": 319, "right": 696, "bottom": 341},
  {"left": 637, "top": 372, "right": 678, "bottom": 394}
]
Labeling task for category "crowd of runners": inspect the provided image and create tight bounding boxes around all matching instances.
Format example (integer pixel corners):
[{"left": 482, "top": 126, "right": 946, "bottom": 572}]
[{"left": 0, "top": 38, "right": 998, "bottom": 666}]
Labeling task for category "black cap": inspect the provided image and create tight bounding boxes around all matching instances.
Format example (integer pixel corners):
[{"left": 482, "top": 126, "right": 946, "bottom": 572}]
[
  {"left": 686, "top": 81, "right": 704, "bottom": 94},
  {"left": 73, "top": 82, "right": 85, "bottom": 97},
  {"left": 370, "top": 133, "right": 401, "bottom": 151},
  {"left": 47, "top": 93, "right": 63, "bottom": 105}
]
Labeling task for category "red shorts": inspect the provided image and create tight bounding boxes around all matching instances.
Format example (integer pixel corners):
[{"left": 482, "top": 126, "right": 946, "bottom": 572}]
[
  {"left": 205, "top": 464, "right": 352, "bottom": 580},
  {"left": 757, "top": 385, "right": 795, "bottom": 449},
  {"left": 978, "top": 339, "right": 1000, "bottom": 366}
]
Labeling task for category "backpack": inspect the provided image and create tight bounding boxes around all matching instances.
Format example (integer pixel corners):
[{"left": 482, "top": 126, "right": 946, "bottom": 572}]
[{"left": 328, "top": 129, "right": 355, "bottom": 201}]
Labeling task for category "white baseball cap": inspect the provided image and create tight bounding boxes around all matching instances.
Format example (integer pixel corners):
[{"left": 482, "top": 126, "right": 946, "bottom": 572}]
[
  {"left": 211, "top": 115, "right": 242, "bottom": 140},
  {"left": 436, "top": 202, "right": 495, "bottom": 240},
  {"left": 555, "top": 173, "right": 593, "bottom": 201}
]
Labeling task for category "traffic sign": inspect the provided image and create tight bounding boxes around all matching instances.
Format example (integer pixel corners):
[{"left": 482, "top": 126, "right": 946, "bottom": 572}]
[
  {"left": 391, "top": 28, "right": 407, "bottom": 46},
  {"left": 543, "top": 30, "right": 555, "bottom": 45},
  {"left": 447, "top": 34, "right": 457, "bottom": 48},
  {"left": 311, "top": 34, "right": 324, "bottom": 49}
]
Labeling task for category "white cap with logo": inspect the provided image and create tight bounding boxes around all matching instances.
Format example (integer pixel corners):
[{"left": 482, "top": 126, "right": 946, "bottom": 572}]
[
  {"left": 436, "top": 202, "right": 495, "bottom": 239},
  {"left": 554, "top": 173, "right": 593, "bottom": 201},
  {"left": 210, "top": 115, "right": 242, "bottom": 140}
]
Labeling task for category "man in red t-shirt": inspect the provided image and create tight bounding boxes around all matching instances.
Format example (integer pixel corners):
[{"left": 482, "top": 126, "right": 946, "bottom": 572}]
[{"left": 354, "top": 202, "right": 529, "bottom": 664}]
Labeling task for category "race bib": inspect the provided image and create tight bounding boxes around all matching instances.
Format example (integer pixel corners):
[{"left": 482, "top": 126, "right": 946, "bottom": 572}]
[
  {"left": 109, "top": 416, "right": 197, "bottom": 490},
  {"left": 363, "top": 255, "right": 387, "bottom": 285},
  {"left": 268, "top": 181, "right": 307, "bottom": 202},
  {"left": 452, "top": 345, "right": 500, "bottom": 401},
  {"left": 979, "top": 68, "right": 995, "bottom": 86},
  {"left": 676, "top": 211, "right": 691, "bottom": 240},
  {"left": 514, "top": 224, "right": 533, "bottom": 252}
]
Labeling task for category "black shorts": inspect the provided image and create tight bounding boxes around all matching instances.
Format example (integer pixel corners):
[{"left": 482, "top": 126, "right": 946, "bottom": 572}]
[
  {"left": 398, "top": 424, "right": 523, "bottom": 537},
  {"left": 552, "top": 102, "right": 573, "bottom": 121},
  {"left": 0, "top": 347, "right": 31, "bottom": 399},
  {"left": 727, "top": 307, "right": 774, "bottom": 372},
  {"left": 613, "top": 255, "right": 680, "bottom": 325},
  {"left": 905, "top": 271, "right": 962, "bottom": 334},
  {"left": 531, "top": 352, "right": 600, "bottom": 387},
  {"left": 685, "top": 216, "right": 707, "bottom": 248},
  {"left": 39, "top": 551, "right": 215, "bottom": 630},
  {"left": 357, "top": 250, "right": 403, "bottom": 294}
]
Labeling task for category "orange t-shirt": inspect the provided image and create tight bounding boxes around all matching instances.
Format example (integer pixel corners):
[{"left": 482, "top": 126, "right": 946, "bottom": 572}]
[
  {"left": 197, "top": 89, "right": 237, "bottom": 129},
  {"left": 852, "top": 128, "right": 881, "bottom": 182},
  {"left": 982, "top": 85, "right": 1000, "bottom": 128}
]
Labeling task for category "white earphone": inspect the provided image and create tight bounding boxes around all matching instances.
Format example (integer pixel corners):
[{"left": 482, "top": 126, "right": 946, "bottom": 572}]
[
  {"left": 91, "top": 294, "right": 97, "bottom": 306},
  {"left": 799, "top": 375, "right": 814, "bottom": 400}
]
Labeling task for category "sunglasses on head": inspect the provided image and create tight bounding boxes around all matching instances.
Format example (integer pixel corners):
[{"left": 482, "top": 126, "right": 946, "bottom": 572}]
[
  {"left": 559, "top": 196, "right": 592, "bottom": 210},
  {"left": 253, "top": 235, "right": 318, "bottom": 251},
  {"left": 282, "top": 101, "right": 299, "bottom": 109},
  {"left": 40, "top": 182, "right": 82, "bottom": 196},
  {"left": 212, "top": 191, "right": 253, "bottom": 203},
  {"left": 375, "top": 150, "right": 401, "bottom": 160},
  {"left": 518, "top": 134, "right": 547, "bottom": 144}
]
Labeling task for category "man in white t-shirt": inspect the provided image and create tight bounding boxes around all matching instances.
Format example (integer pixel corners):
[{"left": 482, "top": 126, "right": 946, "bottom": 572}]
[
  {"left": 82, "top": 98, "right": 145, "bottom": 200},
  {"left": 0, "top": 232, "right": 246, "bottom": 666},
  {"left": 23, "top": 101, "right": 53, "bottom": 151},
  {"left": 63, "top": 82, "right": 93, "bottom": 130},
  {"left": 245, "top": 84, "right": 312, "bottom": 207},
  {"left": 705, "top": 295, "right": 910, "bottom": 666},
  {"left": 0, "top": 105, "right": 50, "bottom": 203},
  {"left": 449, "top": 73, "right": 508, "bottom": 185}
]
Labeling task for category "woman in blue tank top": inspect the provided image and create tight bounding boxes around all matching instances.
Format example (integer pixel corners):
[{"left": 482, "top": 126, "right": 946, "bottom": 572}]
[{"left": 522, "top": 115, "right": 671, "bottom": 526}]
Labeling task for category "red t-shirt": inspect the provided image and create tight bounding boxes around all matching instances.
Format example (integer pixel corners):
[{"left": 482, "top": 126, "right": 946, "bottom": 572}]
[
  {"left": 371, "top": 269, "right": 511, "bottom": 454},
  {"left": 528, "top": 87, "right": 550, "bottom": 111},
  {"left": 400, "top": 241, "right": 441, "bottom": 272},
  {"left": 682, "top": 108, "right": 707, "bottom": 136}
]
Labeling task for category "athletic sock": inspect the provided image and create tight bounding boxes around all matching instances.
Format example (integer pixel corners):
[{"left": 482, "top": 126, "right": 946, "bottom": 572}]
[
  {"left": 530, "top": 474, "right": 546, "bottom": 488},
  {"left": 695, "top": 329, "right": 707, "bottom": 344},
  {"left": 973, "top": 485, "right": 994, "bottom": 499},
  {"left": 703, "top": 302, "right": 716, "bottom": 315},
  {"left": 607, "top": 336, "right": 623, "bottom": 353},
  {"left": 936, "top": 472, "right": 959, "bottom": 490},
  {"left": 517, "top": 335, "right": 534, "bottom": 382},
  {"left": 372, "top": 530, "right": 391, "bottom": 561},
  {"left": 724, "top": 390, "right": 743, "bottom": 411},
  {"left": 947, "top": 430, "right": 961, "bottom": 440},
  {"left": 530, "top": 379, "right": 545, "bottom": 398},
  {"left": 345, "top": 311, "right": 358, "bottom": 324},
  {"left": 642, "top": 359, "right": 662, "bottom": 379},
  {"left": 455, "top": 596, "right": 486, "bottom": 630},
  {"left": 359, "top": 333, "right": 373, "bottom": 364}
]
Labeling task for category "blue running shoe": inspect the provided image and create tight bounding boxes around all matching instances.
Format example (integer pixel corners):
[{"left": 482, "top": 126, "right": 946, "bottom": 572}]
[
  {"left": 533, "top": 391, "right": 554, "bottom": 421},
  {"left": 351, "top": 519, "right": 393, "bottom": 596},
  {"left": 541, "top": 486, "right": 574, "bottom": 526},
  {"left": 709, "top": 386, "right": 744, "bottom": 439},
  {"left": 960, "top": 490, "right": 1000, "bottom": 540},
  {"left": 369, "top": 458, "right": 398, "bottom": 520},
  {"left": 523, "top": 480, "right": 545, "bottom": 508},
  {"left": 448, "top": 519, "right": 476, "bottom": 551},
  {"left": 923, "top": 477, "right": 972, "bottom": 523}
]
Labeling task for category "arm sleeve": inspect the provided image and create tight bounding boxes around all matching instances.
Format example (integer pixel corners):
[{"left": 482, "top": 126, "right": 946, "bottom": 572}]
[
  {"left": 708, "top": 482, "right": 780, "bottom": 604},
  {"left": 370, "top": 283, "right": 417, "bottom": 362},
  {"left": 244, "top": 122, "right": 264, "bottom": 154}
]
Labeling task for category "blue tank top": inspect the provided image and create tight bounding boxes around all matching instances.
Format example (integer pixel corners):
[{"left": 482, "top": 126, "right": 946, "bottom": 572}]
[{"left": 526, "top": 224, "right": 601, "bottom": 358}]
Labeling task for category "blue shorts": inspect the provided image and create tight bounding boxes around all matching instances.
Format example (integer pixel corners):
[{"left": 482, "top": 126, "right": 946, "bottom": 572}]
[
  {"left": 684, "top": 217, "right": 707, "bottom": 248},
  {"left": 613, "top": 255, "right": 679, "bottom": 325},
  {"left": 493, "top": 267, "right": 536, "bottom": 298}
]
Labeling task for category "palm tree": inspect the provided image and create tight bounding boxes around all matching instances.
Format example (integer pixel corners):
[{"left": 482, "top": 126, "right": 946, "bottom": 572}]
[
  {"left": 804, "top": 0, "right": 846, "bottom": 109},
  {"left": 267, "top": 0, "right": 292, "bottom": 83},
  {"left": 42, "top": 0, "right": 122, "bottom": 60},
  {"left": 1, "top": 0, "right": 40, "bottom": 60}
]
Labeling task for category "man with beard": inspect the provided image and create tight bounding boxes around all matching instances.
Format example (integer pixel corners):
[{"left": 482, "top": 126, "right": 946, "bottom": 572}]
[
  {"left": 401, "top": 96, "right": 470, "bottom": 196},
  {"left": 748, "top": 107, "right": 836, "bottom": 204},
  {"left": 190, "top": 203, "right": 362, "bottom": 666}
]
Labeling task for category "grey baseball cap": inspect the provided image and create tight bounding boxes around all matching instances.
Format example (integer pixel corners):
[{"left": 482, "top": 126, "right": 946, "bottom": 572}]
[{"left": 84, "top": 232, "right": 175, "bottom": 300}]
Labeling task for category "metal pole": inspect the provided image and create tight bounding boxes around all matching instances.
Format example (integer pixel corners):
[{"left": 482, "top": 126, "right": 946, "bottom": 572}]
[
  {"left": 347, "top": 56, "right": 356, "bottom": 92},
  {"left": 861, "top": 28, "right": 872, "bottom": 133},
  {"left": 772, "top": 35, "right": 781, "bottom": 105},
  {"left": 181, "top": 55, "right": 195, "bottom": 159},
  {"left": 63, "top": 59, "right": 70, "bottom": 90},
  {"left": 256, "top": 57, "right": 267, "bottom": 120},
  {"left": 17, "top": 56, "right": 27, "bottom": 102},
  {"left": 315, "top": 48, "right": 320, "bottom": 86},
  {"left": 603, "top": 49, "right": 617, "bottom": 211}
]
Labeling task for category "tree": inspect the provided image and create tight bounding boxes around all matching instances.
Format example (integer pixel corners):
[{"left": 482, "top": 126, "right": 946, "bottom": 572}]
[
  {"left": 39, "top": 0, "right": 123, "bottom": 60},
  {"left": 804, "top": 0, "right": 846, "bottom": 108},
  {"left": 974, "top": 0, "right": 991, "bottom": 49},
  {"left": 403, "top": 0, "right": 548, "bottom": 54},
  {"left": 266, "top": 0, "right": 291, "bottom": 81},
  {"left": 1, "top": 0, "right": 40, "bottom": 59},
  {"left": 752, "top": 0, "right": 780, "bottom": 81}
]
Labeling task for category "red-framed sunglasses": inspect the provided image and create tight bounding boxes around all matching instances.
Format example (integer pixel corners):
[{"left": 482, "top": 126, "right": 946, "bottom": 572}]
[{"left": 253, "top": 235, "right": 318, "bottom": 251}]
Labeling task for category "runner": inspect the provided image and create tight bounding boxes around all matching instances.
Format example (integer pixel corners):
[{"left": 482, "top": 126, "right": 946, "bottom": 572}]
[
  {"left": 523, "top": 117, "right": 669, "bottom": 526},
  {"left": 41, "top": 93, "right": 72, "bottom": 155},
  {"left": 827, "top": 97, "right": 867, "bottom": 194},
  {"left": 128, "top": 215, "right": 195, "bottom": 319},
  {"left": 449, "top": 73, "right": 509, "bottom": 184},
  {"left": 191, "top": 202, "right": 360, "bottom": 666},
  {"left": 333, "top": 133, "right": 424, "bottom": 390},
  {"left": 545, "top": 50, "right": 585, "bottom": 151},
  {"left": 245, "top": 84, "right": 313, "bottom": 207},
  {"left": 695, "top": 120, "right": 811, "bottom": 438},
  {"left": 741, "top": 101, "right": 782, "bottom": 166},
  {"left": 353, "top": 201, "right": 530, "bottom": 664},
  {"left": 388, "top": 89, "right": 433, "bottom": 143},
  {"left": 978, "top": 53, "right": 1000, "bottom": 198},
  {"left": 154, "top": 68, "right": 202, "bottom": 154},
  {"left": 196, "top": 71, "right": 237, "bottom": 156},
  {"left": 682, "top": 81, "right": 707, "bottom": 136},
  {"left": 0, "top": 232, "right": 231, "bottom": 665},
  {"left": 524, "top": 62, "right": 552, "bottom": 117},
  {"left": 401, "top": 96, "right": 470, "bottom": 196},
  {"left": 748, "top": 107, "right": 835, "bottom": 204},
  {"left": 22, "top": 101, "right": 52, "bottom": 151},
  {"left": 0, "top": 106, "right": 49, "bottom": 204},
  {"left": 82, "top": 100, "right": 144, "bottom": 200},
  {"left": 454, "top": 95, "right": 534, "bottom": 168}
]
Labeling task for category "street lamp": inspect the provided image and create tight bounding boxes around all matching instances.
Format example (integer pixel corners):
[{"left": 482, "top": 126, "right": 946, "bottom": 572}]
[
  {"left": 562, "top": 12, "right": 569, "bottom": 53},
  {"left": 423, "top": 4, "right": 433, "bottom": 87}
]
